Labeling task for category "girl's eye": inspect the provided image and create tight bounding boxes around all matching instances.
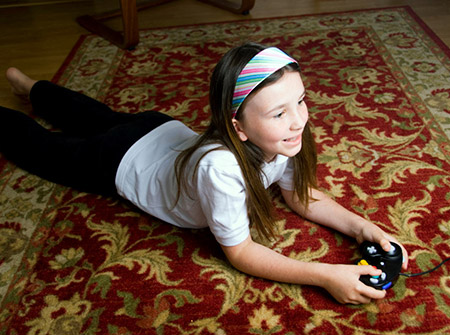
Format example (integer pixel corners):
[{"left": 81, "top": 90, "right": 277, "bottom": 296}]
[
  {"left": 298, "top": 98, "right": 305, "bottom": 105},
  {"left": 274, "top": 110, "right": 285, "bottom": 118}
]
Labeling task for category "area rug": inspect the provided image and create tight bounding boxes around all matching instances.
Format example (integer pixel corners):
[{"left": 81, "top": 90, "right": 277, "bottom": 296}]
[{"left": 1, "top": 6, "right": 450, "bottom": 335}]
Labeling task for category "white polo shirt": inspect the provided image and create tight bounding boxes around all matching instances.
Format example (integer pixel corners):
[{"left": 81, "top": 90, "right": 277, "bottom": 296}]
[{"left": 115, "top": 120, "right": 294, "bottom": 246}]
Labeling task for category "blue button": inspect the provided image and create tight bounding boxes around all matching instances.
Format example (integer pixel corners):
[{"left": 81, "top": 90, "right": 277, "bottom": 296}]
[{"left": 382, "top": 282, "right": 392, "bottom": 290}]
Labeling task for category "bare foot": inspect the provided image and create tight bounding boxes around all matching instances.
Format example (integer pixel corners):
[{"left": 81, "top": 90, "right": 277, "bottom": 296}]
[{"left": 5, "top": 67, "right": 37, "bottom": 96}]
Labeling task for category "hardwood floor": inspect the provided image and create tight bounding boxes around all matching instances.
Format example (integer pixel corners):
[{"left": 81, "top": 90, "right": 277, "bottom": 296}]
[{"left": 1, "top": 0, "right": 449, "bottom": 110}]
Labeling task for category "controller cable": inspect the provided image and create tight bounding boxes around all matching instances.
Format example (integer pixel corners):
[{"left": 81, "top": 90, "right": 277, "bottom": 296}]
[{"left": 399, "top": 257, "right": 450, "bottom": 278}]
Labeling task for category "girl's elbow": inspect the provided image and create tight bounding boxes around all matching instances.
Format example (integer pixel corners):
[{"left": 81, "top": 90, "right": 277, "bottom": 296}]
[{"left": 220, "top": 236, "right": 254, "bottom": 270}]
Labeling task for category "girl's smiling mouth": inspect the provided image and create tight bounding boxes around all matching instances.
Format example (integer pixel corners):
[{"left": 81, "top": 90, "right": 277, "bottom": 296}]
[{"left": 283, "top": 134, "right": 302, "bottom": 143}]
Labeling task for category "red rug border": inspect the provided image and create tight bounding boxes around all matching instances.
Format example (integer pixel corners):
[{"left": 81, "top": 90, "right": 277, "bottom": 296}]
[
  {"left": 401, "top": 6, "right": 450, "bottom": 57},
  {"left": 52, "top": 34, "right": 88, "bottom": 83},
  {"left": 52, "top": 6, "right": 450, "bottom": 83}
]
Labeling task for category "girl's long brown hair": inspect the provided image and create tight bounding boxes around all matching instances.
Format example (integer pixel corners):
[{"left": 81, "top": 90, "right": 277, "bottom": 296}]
[{"left": 175, "top": 42, "right": 317, "bottom": 241}]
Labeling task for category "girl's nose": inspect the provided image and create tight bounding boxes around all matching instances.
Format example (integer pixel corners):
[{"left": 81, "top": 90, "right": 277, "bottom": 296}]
[{"left": 291, "top": 103, "right": 308, "bottom": 130}]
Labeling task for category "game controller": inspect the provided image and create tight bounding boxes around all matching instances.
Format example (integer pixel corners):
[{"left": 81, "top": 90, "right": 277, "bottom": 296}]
[{"left": 357, "top": 241, "right": 403, "bottom": 290}]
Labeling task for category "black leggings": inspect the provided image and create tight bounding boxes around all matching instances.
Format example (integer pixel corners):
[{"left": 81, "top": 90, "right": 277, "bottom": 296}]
[{"left": 0, "top": 81, "right": 173, "bottom": 196}]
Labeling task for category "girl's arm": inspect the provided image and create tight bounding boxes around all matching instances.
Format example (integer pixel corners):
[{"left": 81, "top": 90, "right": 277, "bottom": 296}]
[
  {"left": 281, "top": 187, "right": 408, "bottom": 270},
  {"left": 221, "top": 187, "right": 410, "bottom": 304},
  {"left": 221, "top": 234, "right": 386, "bottom": 304}
]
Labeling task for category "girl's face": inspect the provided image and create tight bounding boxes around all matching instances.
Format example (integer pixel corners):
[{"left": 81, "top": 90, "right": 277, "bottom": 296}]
[{"left": 232, "top": 71, "right": 309, "bottom": 162}]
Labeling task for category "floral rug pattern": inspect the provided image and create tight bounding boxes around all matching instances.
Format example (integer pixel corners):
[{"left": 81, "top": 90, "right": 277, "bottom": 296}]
[{"left": 1, "top": 6, "right": 450, "bottom": 335}]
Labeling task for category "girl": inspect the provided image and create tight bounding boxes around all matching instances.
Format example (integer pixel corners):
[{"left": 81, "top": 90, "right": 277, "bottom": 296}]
[{"left": 1, "top": 42, "right": 408, "bottom": 304}]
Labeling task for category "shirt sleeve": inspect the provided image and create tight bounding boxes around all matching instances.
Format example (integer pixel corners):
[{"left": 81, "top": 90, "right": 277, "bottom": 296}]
[{"left": 195, "top": 151, "right": 250, "bottom": 247}]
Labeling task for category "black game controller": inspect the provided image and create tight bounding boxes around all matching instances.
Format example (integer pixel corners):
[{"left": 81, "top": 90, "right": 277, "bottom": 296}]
[{"left": 357, "top": 241, "right": 403, "bottom": 290}]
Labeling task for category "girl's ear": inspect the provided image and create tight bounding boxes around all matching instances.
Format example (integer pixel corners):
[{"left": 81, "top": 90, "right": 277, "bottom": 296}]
[{"left": 232, "top": 118, "right": 248, "bottom": 142}]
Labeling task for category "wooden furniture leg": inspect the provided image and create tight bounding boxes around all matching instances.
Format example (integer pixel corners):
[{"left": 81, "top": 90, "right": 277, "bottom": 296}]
[
  {"left": 198, "top": 0, "right": 255, "bottom": 15},
  {"left": 77, "top": 0, "right": 255, "bottom": 49},
  {"left": 76, "top": 0, "right": 175, "bottom": 50}
]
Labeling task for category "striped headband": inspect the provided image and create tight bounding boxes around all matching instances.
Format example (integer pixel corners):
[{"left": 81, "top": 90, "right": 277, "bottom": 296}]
[{"left": 231, "top": 47, "right": 298, "bottom": 118}]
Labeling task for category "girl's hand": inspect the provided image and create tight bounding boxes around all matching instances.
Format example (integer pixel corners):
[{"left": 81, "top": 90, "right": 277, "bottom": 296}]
[
  {"left": 322, "top": 264, "right": 386, "bottom": 304},
  {"left": 355, "top": 221, "right": 409, "bottom": 271}
]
